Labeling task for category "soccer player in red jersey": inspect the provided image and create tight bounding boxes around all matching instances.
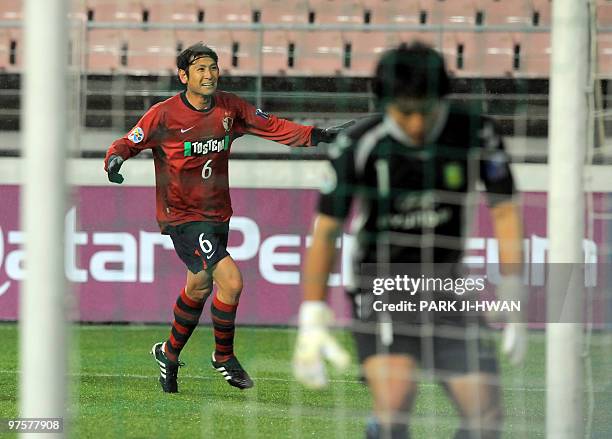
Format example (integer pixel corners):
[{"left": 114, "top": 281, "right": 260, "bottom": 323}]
[{"left": 104, "top": 42, "right": 349, "bottom": 392}]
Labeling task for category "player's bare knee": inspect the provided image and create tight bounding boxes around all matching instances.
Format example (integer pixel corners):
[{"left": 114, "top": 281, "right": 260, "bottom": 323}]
[
  {"left": 225, "top": 278, "right": 243, "bottom": 301},
  {"left": 481, "top": 401, "right": 502, "bottom": 426},
  {"left": 225, "top": 289, "right": 242, "bottom": 304},
  {"left": 373, "top": 386, "right": 416, "bottom": 418},
  {"left": 461, "top": 401, "right": 502, "bottom": 435},
  {"left": 390, "top": 390, "right": 415, "bottom": 412},
  {"left": 185, "top": 283, "right": 212, "bottom": 302}
]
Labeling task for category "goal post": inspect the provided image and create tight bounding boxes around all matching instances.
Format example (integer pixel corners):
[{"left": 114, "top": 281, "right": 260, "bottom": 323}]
[
  {"left": 19, "top": 0, "right": 69, "bottom": 436},
  {"left": 546, "top": 0, "right": 588, "bottom": 438}
]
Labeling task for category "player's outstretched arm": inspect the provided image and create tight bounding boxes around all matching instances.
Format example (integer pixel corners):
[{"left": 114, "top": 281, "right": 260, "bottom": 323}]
[
  {"left": 310, "top": 120, "right": 356, "bottom": 145},
  {"left": 293, "top": 214, "right": 350, "bottom": 388},
  {"left": 103, "top": 103, "right": 164, "bottom": 184},
  {"left": 490, "top": 199, "right": 527, "bottom": 365},
  {"left": 233, "top": 93, "right": 354, "bottom": 147},
  {"left": 106, "top": 155, "right": 125, "bottom": 184}
]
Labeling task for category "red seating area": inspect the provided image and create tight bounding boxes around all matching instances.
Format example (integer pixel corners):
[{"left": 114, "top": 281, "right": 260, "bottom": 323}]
[{"left": 0, "top": 0, "right": 607, "bottom": 78}]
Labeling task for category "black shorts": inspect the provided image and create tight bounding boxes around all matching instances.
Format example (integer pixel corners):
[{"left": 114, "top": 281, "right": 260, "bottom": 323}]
[
  {"left": 167, "top": 221, "right": 230, "bottom": 274},
  {"left": 351, "top": 295, "right": 498, "bottom": 376}
]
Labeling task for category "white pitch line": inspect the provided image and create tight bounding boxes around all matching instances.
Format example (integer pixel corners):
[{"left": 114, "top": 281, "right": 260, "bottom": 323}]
[
  {"left": 0, "top": 369, "right": 549, "bottom": 392},
  {"left": 74, "top": 325, "right": 299, "bottom": 333},
  {"left": 0, "top": 368, "right": 360, "bottom": 384}
]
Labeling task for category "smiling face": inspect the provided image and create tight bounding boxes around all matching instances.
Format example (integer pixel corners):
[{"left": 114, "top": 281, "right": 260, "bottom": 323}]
[{"left": 179, "top": 56, "right": 219, "bottom": 97}]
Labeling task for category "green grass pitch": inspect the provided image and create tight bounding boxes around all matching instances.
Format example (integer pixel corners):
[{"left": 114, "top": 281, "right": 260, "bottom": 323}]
[{"left": 0, "top": 323, "right": 610, "bottom": 438}]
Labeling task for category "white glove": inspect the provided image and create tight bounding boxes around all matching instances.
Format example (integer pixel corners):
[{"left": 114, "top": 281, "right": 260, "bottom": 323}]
[
  {"left": 292, "top": 301, "right": 350, "bottom": 389},
  {"left": 490, "top": 275, "right": 529, "bottom": 365},
  {"left": 502, "top": 322, "right": 528, "bottom": 365}
]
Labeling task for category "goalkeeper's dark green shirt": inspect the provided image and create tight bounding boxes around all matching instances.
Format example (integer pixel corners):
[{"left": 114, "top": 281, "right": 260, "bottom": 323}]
[{"left": 318, "top": 102, "right": 515, "bottom": 266}]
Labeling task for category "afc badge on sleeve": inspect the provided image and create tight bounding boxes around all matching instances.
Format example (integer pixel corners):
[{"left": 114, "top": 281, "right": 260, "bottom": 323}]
[
  {"left": 128, "top": 127, "right": 144, "bottom": 144},
  {"left": 255, "top": 108, "right": 270, "bottom": 120}
]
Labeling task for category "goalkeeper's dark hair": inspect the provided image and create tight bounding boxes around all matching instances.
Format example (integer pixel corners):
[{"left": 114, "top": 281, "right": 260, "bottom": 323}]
[
  {"left": 373, "top": 42, "right": 450, "bottom": 104},
  {"left": 177, "top": 42, "right": 219, "bottom": 73}
]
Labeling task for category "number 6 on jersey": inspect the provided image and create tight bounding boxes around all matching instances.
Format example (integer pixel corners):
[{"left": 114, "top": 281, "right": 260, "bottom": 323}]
[{"left": 202, "top": 159, "right": 213, "bottom": 180}]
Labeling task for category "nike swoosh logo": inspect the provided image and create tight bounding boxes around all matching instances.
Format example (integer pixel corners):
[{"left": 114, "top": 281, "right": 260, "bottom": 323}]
[
  {"left": 206, "top": 251, "right": 216, "bottom": 260},
  {"left": 181, "top": 126, "right": 195, "bottom": 133}
]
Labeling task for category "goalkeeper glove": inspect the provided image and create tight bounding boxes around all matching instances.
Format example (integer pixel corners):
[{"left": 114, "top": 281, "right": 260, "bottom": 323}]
[
  {"left": 311, "top": 120, "right": 356, "bottom": 145},
  {"left": 293, "top": 301, "right": 350, "bottom": 389},
  {"left": 502, "top": 321, "right": 528, "bottom": 366},
  {"left": 489, "top": 275, "right": 528, "bottom": 365},
  {"left": 106, "top": 155, "right": 125, "bottom": 184}
]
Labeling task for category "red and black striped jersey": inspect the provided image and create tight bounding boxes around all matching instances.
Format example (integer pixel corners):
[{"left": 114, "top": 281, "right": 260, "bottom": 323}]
[{"left": 104, "top": 91, "right": 314, "bottom": 232}]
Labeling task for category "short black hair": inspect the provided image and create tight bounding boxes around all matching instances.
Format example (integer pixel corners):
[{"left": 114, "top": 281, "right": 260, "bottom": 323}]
[
  {"left": 372, "top": 42, "right": 450, "bottom": 104},
  {"left": 176, "top": 42, "right": 219, "bottom": 72}
]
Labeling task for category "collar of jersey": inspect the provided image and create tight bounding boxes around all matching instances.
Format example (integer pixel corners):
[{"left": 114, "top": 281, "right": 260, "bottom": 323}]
[
  {"left": 180, "top": 91, "right": 216, "bottom": 113},
  {"left": 384, "top": 101, "right": 450, "bottom": 147}
]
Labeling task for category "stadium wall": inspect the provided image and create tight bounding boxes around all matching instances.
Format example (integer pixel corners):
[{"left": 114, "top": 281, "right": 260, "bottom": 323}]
[{"left": 0, "top": 159, "right": 610, "bottom": 324}]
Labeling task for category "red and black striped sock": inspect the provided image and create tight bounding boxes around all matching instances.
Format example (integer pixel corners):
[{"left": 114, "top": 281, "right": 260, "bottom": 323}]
[
  {"left": 164, "top": 288, "right": 207, "bottom": 363},
  {"left": 211, "top": 294, "right": 238, "bottom": 363}
]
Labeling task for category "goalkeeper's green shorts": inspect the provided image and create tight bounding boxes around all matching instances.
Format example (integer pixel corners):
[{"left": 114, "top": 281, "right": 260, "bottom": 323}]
[{"left": 350, "top": 297, "right": 498, "bottom": 376}]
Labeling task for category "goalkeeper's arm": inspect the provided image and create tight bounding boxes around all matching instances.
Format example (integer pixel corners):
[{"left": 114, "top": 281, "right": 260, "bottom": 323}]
[
  {"left": 303, "top": 214, "right": 343, "bottom": 301},
  {"left": 491, "top": 199, "right": 523, "bottom": 275},
  {"left": 293, "top": 214, "right": 350, "bottom": 388},
  {"left": 490, "top": 199, "right": 527, "bottom": 365}
]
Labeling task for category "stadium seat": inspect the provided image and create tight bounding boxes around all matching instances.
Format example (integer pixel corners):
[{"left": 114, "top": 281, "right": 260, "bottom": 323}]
[
  {"left": 345, "top": 31, "right": 440, "bottom": 75},
  {"left": 364, "top": 0, "right": 439, "bottom": 24},
  {"left": 200, "top": 0, "right": 254, "bottom": 24},
  {"left": 0, "top": 28, "right": 21, "bottom": 72},
  {"left": 225, "top": 31, "right": 261, "bottom": 75},
  {"left": 124, "top": 30, "right": 177, "bottom": 75},
  {"left": 0, "top": 32, "right": 9, "bottom": 70},
  {"left": 442, "top": 32, "right": 481, "bottom": 77},
  {"left": 487, "top": 32, "right": 520, "bottom": 76},
  {"left": 479, "top": 32, "right": 511, "bottom": 76},
  {"left": 309, "top": 0, "right": 364, "bottom": 25},
  {"left": 439, "top": 32, "right": 512, "bottom": 78},
  {"left": 368, "top": 0, "right": 422, "bottom": 25},
  {"left": 342, "top": 32, "right": 401, "bottom": 76},
  {"left": 257, "top": 0, "right": 310, "bottom": 24},
  {"left": 87, "top": 0, "right": 144, "bottom": 22},
  {"left": 68, "top": 1, "right": 88, "bottom": 21},
  {"left": 483, "top": 0, "right": 532, "bottom": 26},
  {"left": 597, "top": 0, "right": 612, "bottom": 27},
  {"left": 431, "top": 0, "right": 479, "bottom": 26},
  {"left": 0, "top": 0, "right": 22, "bottom": 21},
  {"left": 515, "top": 32, "right": 550, "bottom": 77},
  {"left": 293, "top": 31, "right": 343, "bottom": 75},
  {"left": 145, "top": 0, "right": 200, "bottom": 23},
  {"left": 530, "top": 0, "right": 551, "bottom": 27},
  {"left": 597, "top": 33, "right": 612, "bottom": 78},
  {"left": 87, "top": 29, "right": 123, "bottom": 74},
  {"left": 262, "top": 30, "right": 344, "bottom": 76},
  {"left": 454, "top": 32, "right": 549, "bottom": 78},
  {"left": 261, "top": 31, "right": 293, "bottom": 75}
]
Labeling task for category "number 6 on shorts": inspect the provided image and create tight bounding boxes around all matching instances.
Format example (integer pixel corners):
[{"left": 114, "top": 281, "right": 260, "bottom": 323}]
[{"left": 199, "top": 233, "right": 213, "bottom": 254}]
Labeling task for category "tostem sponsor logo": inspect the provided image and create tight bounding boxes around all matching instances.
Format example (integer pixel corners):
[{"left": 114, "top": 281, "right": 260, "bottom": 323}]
[{"left": 184, "top": 138, "right": 225, "bottom": 156}]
